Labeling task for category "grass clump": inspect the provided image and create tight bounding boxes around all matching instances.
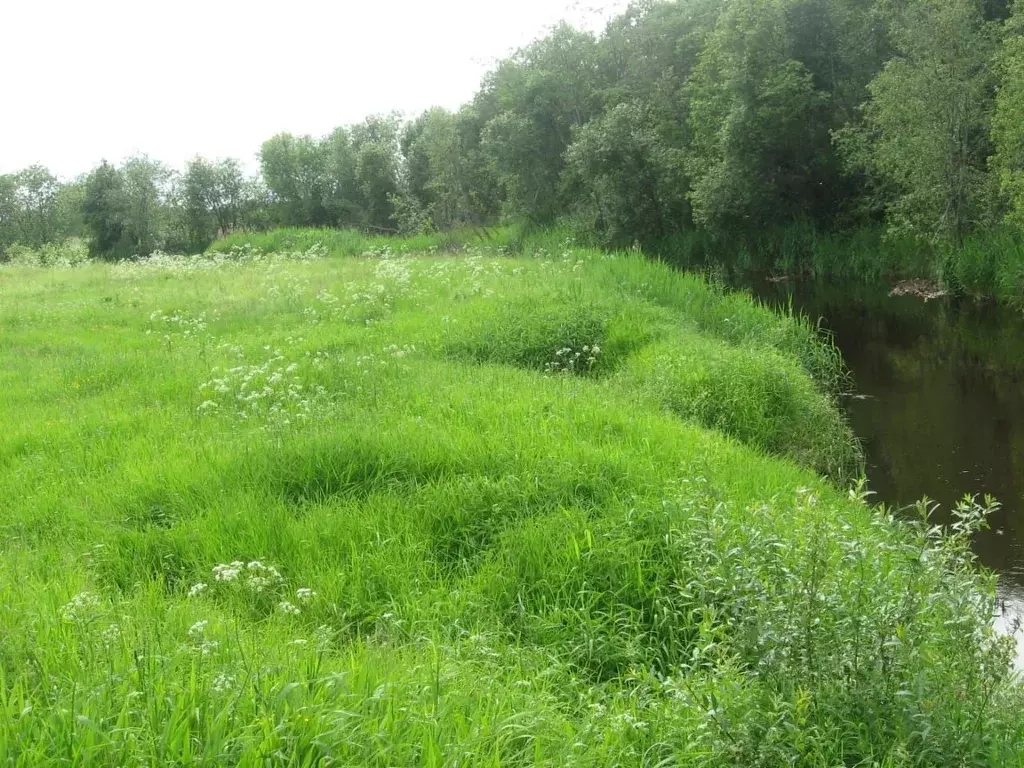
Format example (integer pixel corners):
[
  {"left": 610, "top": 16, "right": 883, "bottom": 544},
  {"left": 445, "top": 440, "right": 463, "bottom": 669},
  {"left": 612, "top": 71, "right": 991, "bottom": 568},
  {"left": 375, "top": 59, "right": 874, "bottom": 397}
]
[
  {"left": 440, "top": 290, "right": 643, "bottom": 376},
  {"left": 620, "top": 335, "right": 861, "bottom": 481},
  {"left": 0, "top": 231, "right": 1021, "bottom": 765}
]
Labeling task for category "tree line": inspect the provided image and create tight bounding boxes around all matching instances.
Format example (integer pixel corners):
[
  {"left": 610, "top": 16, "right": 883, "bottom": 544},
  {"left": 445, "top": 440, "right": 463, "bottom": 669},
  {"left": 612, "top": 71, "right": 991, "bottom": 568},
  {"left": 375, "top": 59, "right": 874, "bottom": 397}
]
[{"left": 5, "top": 0, "right": 1024, "bottom": 261}]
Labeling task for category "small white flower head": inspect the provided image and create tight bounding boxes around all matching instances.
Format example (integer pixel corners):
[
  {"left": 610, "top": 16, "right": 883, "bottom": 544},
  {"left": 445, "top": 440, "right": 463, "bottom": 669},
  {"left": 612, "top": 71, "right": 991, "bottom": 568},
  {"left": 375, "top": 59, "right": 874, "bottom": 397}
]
[
  {"left": 211, "top": 673, "right": 235, "bottom": 694},
  {"left": 189, "top": 620, "right": 209, "bottom": 638},
  {"left": 187, "top": 583, "right": 208, "bottom": 598},
  {"left": 247, "top": 575, "right": 273, "bottom": 592},
  {"left": 314, "top": 624, "right": 333, "bottom": 647},
  {"left": 213, "top": 561, "right": 244, "bottom": 582},
  {"left": 61, "top": 591, "right": 103, "bottom": 623},
  {"left": 296, "top": 588, "right": 317, "bottom": 602},
  {"left": 197, "top": 640, "right": 219, "bottom": 656},
  {"left": 100, "top": 623, "right": 122, "bottom": 646},
  {"left": 244, "top": 562, "right": 283, "bottom": 591},
  {"left": 278, "top": 601, "right": 301, "bottom": 616}
]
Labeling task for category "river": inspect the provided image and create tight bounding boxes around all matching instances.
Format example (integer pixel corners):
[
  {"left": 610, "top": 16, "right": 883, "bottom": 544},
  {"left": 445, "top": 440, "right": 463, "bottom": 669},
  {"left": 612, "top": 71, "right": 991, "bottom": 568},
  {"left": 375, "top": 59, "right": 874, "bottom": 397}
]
[{"left": 744, "top": 278, "right": 1024, "bottom": 658}]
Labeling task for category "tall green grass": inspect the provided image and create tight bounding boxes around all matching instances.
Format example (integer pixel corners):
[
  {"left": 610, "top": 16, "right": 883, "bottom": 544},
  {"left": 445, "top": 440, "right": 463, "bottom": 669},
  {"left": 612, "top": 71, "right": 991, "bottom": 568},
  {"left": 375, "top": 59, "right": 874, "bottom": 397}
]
[
  {"left": 209, "top": 225, "right": 520, "bottom": 257},
  {"left": 650, "top": 223, "right": 939, "bottom": 283},
  {"left": 1, "top": 237, "right": 1021, "bottom": 765},
  {"left": 949, "top": 227, "right": 1024, "bottom": 305}
]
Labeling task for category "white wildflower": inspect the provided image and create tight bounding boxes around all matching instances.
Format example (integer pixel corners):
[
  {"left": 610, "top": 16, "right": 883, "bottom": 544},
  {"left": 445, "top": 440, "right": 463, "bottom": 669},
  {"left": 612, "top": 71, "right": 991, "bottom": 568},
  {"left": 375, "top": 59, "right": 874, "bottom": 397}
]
[
  {"left": 187, "top": 582, "right": 208, "bottom": 598},
  {"left": 211, "top": 673, "right": 234, "bottom": 693},
  {"left": 247, "top": 575, "right": 273, "bottom": 592},
  {"left": 314, "top": 625, "right": 333, "bottom": 647},
  {"left": 278, "top": 601, "right": 301, "bottom": 616},
  {"left": 100, "top": 624, "right": 121, "bottom": 646},
  {"left": 60, "top": 591, "right": 103, "bottom": 623},
  {"left": 197, "top": 640, "right": 219, "bottom": 656},
  {"left": 213, "top": 562, "right": 243, "bottom": 582}
]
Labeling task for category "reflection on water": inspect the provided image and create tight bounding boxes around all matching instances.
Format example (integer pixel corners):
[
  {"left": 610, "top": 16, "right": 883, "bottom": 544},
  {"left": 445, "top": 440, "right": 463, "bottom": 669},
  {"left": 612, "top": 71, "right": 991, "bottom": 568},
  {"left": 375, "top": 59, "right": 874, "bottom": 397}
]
[{"left": 744, "top": 278, "right": 1024, "bottom": 664}]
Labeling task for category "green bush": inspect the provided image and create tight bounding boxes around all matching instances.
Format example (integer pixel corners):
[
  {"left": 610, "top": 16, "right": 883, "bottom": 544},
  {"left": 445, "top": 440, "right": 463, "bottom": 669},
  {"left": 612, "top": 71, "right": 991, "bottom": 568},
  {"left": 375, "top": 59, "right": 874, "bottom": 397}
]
[{"left": 4, "top": 238, "right": 90, "bottom": 267}]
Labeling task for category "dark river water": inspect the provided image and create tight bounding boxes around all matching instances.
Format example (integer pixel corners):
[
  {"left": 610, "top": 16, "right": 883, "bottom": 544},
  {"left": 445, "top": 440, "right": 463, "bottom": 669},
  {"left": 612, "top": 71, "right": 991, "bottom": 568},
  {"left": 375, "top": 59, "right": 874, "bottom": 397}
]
[{"left": 743, "top": 279, "right": 1024, "bottom": 655}]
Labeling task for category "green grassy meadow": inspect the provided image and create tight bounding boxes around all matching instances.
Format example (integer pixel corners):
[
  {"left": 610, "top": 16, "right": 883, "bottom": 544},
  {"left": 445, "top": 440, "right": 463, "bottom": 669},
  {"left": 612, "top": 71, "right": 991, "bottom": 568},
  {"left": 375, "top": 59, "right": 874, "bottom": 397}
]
[{"left": 1, "top": 236, "right": 1021, "bottom": 765}]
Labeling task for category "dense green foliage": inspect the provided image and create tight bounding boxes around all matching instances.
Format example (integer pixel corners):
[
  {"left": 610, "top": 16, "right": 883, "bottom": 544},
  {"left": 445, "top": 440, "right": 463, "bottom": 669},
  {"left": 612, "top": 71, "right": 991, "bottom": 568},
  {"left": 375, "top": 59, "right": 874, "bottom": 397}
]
[
  {"left": 2, "top": 237, "right": 1022, "bottom": 764},
  {"left": 837, "top": 0, "right": 999, "bottom": 243},
  {"left": 5, "top": 0, "right": 1024, "bottom": 298},
  {"left": 0, "top": 165, "right": 83, "bottom": 254}
]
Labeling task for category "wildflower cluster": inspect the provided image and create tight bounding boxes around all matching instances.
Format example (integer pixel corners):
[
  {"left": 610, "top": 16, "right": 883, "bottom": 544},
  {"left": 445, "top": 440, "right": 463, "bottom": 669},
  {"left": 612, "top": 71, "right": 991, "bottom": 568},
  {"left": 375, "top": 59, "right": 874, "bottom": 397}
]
[
  {"left": 211, "top": 673, "right": 235, "bottom": 694},
  {"left": 263, "top": 264, "right": 311, "bottom": 300},
  {"left": 112, "top": 244, "right": 326, "bottom": 279},
  {"left": 188, "top": 582, "right": 207, "bottom": 598},
  {"left": 304, "top": 281, "right": 397, "bottom": 326},
  {"left": 297, "top": 252, "right": 421, "bottom": 327},
  {"left": 347, "top": 346, "right": 414, "bottom": 389},
  {"left": 545, "top": 344, "right": 602, "bottom": 375},
  {"left": 186, "top": 619, "right": 219, "bottom": 656},
  {"left": 373, "top": 252, "right": 413, "bottom": 288},
  {"left": 99, "top": 623, "right": 121, "bottom": 648},
  {"left": 421, "top": 253, "right": 505, "bottom": 297},
  {"left": 190, "top": 560, "right": 317, "bottom": 618},
  {"left": 198, "top": 353, "right": 326, "bottom": 426},
  {"left": 305, "top": 349, "right": 331, "bottom": 369},
  {"left": 60, "top": 591, "right": 104, "bottom": 623},
  {"left": 147, "top": 309, "right": 212, "bottom": 343},
  {"left": 384, "top": 343, "right": 416, "bottom": 359},
  {"left": 211, "top": 560, "right": 283, "bottom": 591}
]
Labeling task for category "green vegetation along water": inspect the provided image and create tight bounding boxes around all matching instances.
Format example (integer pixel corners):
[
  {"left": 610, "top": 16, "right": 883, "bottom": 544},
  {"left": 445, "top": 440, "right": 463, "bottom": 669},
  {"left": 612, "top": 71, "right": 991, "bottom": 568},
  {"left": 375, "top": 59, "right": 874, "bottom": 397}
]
[
  {"left": 2, "top": 238, "right": 1023, "bottom": 764},
  {"left": 745, "top": 277, "right": 1024, "bottom": 657}
]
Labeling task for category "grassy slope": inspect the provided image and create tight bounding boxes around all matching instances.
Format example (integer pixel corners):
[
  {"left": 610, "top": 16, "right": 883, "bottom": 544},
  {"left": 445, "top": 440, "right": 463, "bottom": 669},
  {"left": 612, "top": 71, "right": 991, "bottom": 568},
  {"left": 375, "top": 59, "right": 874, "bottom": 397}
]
[{"left": 0, "top": 237, "right": 1020, "bottom": 765}]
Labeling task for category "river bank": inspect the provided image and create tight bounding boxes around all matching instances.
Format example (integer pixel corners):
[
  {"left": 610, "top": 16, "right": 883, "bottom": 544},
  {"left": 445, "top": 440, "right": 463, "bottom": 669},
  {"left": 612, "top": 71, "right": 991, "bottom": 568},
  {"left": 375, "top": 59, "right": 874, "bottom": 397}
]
[
  {"left": 743, "top": 276, "right": 1024, "bottom": 660},
  {"left": 2, "top": 236, "right": 1021, "bottom": 763}
]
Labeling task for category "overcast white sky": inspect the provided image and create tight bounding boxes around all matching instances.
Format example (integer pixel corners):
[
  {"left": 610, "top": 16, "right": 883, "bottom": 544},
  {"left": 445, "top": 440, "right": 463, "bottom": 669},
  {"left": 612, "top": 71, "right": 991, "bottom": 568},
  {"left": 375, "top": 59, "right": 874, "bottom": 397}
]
[{"left": 0, "top": 0, "right": 631, "bottom": 179}]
